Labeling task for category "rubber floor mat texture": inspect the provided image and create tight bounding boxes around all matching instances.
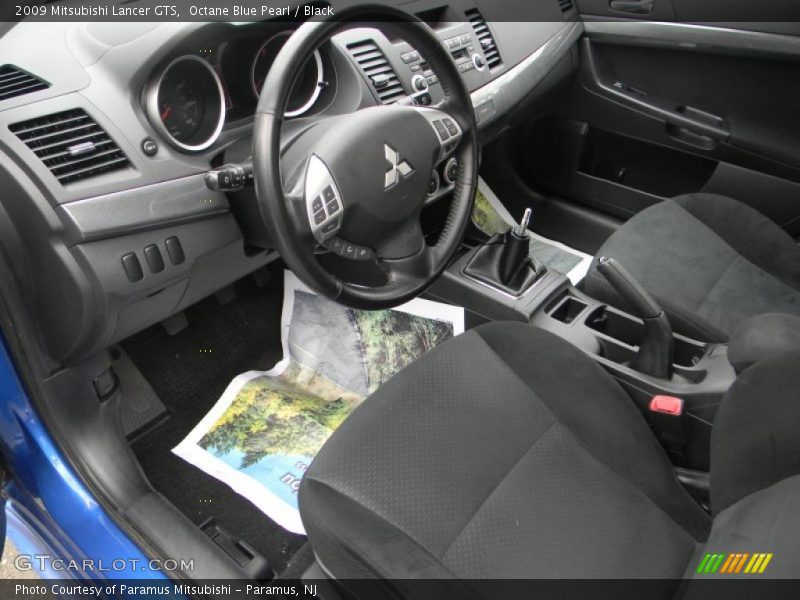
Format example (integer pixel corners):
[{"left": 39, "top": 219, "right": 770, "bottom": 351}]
[{"left": 174, "top": 271, "right": 464, "bottom": 534}]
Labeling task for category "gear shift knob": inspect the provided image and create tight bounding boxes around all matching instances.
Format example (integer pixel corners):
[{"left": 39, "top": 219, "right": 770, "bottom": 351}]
[
  {"left": 514, "top": 208, "right": 532, "bottom": 237},
  {"left": 499, "top": 209, "right": 532, "bottom": 284}
]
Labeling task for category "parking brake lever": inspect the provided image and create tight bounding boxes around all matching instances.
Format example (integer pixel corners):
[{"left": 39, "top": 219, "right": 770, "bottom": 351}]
[{"left": 597, "top": 257, "right": 674, "bottom": 379}]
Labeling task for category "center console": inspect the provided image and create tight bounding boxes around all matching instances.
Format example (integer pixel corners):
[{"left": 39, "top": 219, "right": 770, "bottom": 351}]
[{"left": 430, "top": 228, "right": 737, "bottom": 473}]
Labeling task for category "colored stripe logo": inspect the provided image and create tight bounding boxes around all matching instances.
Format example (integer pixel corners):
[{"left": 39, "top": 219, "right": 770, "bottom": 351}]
[{"left": 696, "top": 552, "right": 773, "bottom": 574}]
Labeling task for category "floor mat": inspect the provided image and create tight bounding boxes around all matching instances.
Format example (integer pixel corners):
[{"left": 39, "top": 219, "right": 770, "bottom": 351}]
[
  {"left": 472, "top": 178, "right": 593, "bottom": 284},
  {"left": 125, "top": 268, "right": 308, "bottom": 575},
  {"left": 174, "top": 271, "right": 465, "bottom": 534}
]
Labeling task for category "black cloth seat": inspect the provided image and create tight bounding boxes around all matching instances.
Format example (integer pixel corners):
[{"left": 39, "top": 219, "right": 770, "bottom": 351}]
[
  {"left": 584, "top": 193, "right": 800, "bottom": 342},
  {"left": 299, "top": 323, "right": 800, "bottom": 596}
]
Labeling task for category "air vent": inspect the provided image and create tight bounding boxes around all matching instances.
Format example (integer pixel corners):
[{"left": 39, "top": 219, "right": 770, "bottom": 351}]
[
  {"left": 465, "top": 8, "right": 502, "bottom": 69},
  {"left": 10, "top": 109, "right": 130, "bottom": 185},
  {"left": 346, "top": 40, "right": 406, "bottom": 104},
  {"left": 0, "top": 65, "right": 50, "bottom": 101},
  {"left": 557, "top": 0, "right": 575, "bottom": 12}
]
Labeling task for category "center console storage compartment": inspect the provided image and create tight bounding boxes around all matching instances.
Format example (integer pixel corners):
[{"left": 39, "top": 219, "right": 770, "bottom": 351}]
[
  {"left": 535, "top": 289, "right": 738, "bottom": 470},
  {"left": 585, "top": 305, "right": 707, "bottom": 369},
  {"left": 548, "top": 293, "right": 708, "bottom": 375}
]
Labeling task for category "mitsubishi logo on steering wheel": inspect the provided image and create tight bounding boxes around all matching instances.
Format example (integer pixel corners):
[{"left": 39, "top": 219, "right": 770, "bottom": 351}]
[{"left": 384, "top": 144, "right": 413, "bottom": 190}]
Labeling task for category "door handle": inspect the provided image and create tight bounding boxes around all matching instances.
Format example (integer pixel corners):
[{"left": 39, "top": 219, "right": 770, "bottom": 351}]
[{"left": 609, "top": 0, "right": 655, "bottom": 14}]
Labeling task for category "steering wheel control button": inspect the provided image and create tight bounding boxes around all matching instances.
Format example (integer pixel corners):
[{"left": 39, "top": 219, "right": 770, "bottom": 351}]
[
  {"left": 322, "top": 220, "right": 339, "bottom": 235},
  {"left": 433, "top": 120, "right": 449, "bottom": 141},
  {"left": 121, "top": 253, "right": 143, "bottom": 282},
  {"left": 144, "top": 244, "right": 165, "bottom": 273},
  {"left": 141, "top": 138, "right": 158, "bottom": 156},
  {"left": 326, "top": 197, "right": 341, "bottom": 214},
  {"left": 327, "top": 237, "right": 375, "bottom": 261},
  {"left": 305, "top": 155, "right": 345, "bottom": 244},
  {"left": 165, "top": 236, "right": 185, "bottom": 265},
  {"left": 414, "top": 108, "right": 463, "bottom": 163}
]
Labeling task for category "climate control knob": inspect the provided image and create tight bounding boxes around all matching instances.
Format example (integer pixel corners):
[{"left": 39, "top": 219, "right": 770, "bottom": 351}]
[
  {"left": 443, "top": 158, "right": 458, "bottom": 185},
  {"left": 427, "top": 170, "right": 441, "bottom": 196},
  {"left": 411, "top": 74, "right": 429, "bottom": 93}
]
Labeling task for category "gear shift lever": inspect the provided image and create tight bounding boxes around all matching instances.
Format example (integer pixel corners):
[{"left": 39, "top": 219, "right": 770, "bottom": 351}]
[
  {"left": 464, "top": 207, "right": 545, "bottom": 295},
  {"left": 514, "top": 208, "right": 532, "bottom": 236},
  {"left": 499, "top": 208, "right": 533, "bottom": 284}
]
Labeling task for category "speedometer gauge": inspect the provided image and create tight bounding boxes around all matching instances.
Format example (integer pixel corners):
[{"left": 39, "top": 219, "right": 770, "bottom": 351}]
[
  {"left": 146, "top": 55, "right": 225, "bottom": 152},
  {"left": 250, "top": 31, "right": 324, "bottom": 118}
]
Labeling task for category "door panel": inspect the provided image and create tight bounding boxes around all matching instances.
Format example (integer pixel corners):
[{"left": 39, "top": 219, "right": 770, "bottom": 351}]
[
  {"left": 515, "top": 17, "right": 800, "bottom": 237},
  {"left": 577, "top": 0, "right": 800, "bottom": 24}
]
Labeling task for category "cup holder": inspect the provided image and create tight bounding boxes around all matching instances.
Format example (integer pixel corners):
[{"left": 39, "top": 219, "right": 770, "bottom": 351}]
[{"left": 586, "top": 306, "right": 707, "bottom": 368}]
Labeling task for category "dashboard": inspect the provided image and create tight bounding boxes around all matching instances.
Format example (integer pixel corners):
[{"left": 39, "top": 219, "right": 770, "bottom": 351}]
[{"left": 0, "top": 0, "right": 580, "bottom": 367}]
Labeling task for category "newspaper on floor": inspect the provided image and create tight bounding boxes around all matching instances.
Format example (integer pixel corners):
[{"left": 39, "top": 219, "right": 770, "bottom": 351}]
[
  {"left": 472, "top": 177, "right": 593, "bottom": 285},
  {"left": 173, "top": 271, "right": 464, "bottom": 535}
]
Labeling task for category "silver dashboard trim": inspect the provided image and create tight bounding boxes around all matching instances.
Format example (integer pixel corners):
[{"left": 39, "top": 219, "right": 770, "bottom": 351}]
[
  {"left": 57, "top": 173, "right": 229, "bottom": 244},
  {"left": 583, "top": 21, "right": 800, "bottom": 59},
  {"left": 470, "top": 21, "right": 584, "bottom": 128}
]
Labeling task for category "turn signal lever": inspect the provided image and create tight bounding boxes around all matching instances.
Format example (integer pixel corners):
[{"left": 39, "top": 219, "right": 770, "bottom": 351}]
[
  {"left": 597, "top": 257, "right": 674, "bottom": 379},
  {"left": 205, "top": 163, "right": 254, "bottom": 191}
]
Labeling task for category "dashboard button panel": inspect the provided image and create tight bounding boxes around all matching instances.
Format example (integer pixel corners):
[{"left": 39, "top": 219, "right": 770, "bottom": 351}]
[
  {"left": 165, "top": 236, "right": 185, "bottom": 265},
  {"left": 327, "top": 237, "right": 375, "bottom": 261},
  {"left": 144, "top": 244, "right": 165, "bottom": 273},
  {"left": 121, "top": 253, "right": 144, "bottom": 282}
]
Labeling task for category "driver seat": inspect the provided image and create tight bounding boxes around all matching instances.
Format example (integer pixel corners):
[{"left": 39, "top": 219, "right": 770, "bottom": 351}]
[{"left": 299, "top": 322, "right": 800, "bottom": 593}]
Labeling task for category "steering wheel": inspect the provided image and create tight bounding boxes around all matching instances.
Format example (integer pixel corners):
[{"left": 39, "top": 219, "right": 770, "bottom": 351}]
[{"left": 253, "top": 4, "right": 478, "bottom": 309}]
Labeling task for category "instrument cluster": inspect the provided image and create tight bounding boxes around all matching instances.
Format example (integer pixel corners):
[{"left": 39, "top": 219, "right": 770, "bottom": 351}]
[{"left": 145, "top": 27, "right": 333, "bottom": 152}]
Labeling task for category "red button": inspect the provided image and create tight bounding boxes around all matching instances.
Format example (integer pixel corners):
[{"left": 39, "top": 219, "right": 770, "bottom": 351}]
[{"left": 649, "top": 395, "right": 683, "bottom": 416}]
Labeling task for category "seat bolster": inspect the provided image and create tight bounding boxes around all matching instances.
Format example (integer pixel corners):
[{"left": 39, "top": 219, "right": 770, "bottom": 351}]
[
  {"left": 675, "top": 193, "right": 800, "bottom": 291},
  {"left": 711, "top": 349, "right": 800, "bottom": 514},
  {"left": 686, "top": 475, "right": 800, "bottom": 582}
]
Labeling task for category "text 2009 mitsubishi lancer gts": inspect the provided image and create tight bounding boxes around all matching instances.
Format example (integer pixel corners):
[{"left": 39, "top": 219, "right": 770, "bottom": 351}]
[{"left": 0, "top": 0, "right": 799, "bottom": 598}]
